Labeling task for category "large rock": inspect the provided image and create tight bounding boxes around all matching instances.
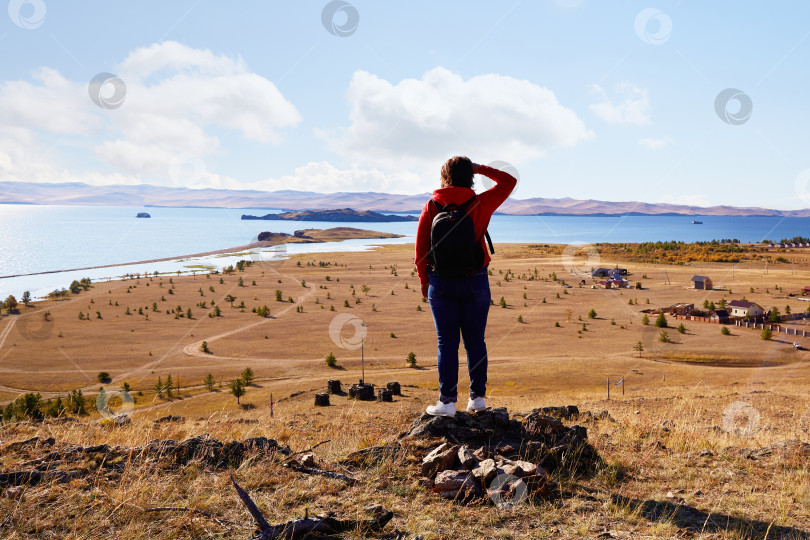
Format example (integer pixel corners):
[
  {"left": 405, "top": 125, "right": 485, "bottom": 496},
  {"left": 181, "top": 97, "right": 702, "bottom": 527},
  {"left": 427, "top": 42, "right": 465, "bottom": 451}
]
[
  {"left": 472, "top": 458, "right": 497, "bottom": 484},
  {"left": 457, "top": 445, "right": 477, "bottom": 469},
  {"left": 433, "top": 469, "right": 481, "bottom": 499},
  {"left": 420, "top": 443, "right": 459, "bottom": 477}
]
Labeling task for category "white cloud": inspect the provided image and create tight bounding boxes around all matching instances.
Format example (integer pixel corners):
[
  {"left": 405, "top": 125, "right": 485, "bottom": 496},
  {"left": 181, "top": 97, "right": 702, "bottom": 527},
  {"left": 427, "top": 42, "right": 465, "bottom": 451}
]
[
  {"left": 258, "top": 161, "right": 423, "bottom": 194},
  {"left": 0, "top": 41, "right": 301, "bottom": 187},
  {"left": 589, "top": 83, "right": 651, "bottom": 125},
  {"left": 0, "top": 68, "right": 99, "bottom": 136},
  {"left": 323, "top": 67, "right": 593, "bottom": 172},
  {"left": 656, "top": 194, "right": 712, "bottom": 207},
  {"left": 638, "top": 136, "right": 673, "bottom": 149}
]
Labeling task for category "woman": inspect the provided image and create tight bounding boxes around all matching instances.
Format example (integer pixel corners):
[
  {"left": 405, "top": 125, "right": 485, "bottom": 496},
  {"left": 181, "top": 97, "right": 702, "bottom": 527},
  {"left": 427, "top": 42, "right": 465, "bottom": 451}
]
[{"left": 414, "top": 156, "right": 516, "bottom": 417}]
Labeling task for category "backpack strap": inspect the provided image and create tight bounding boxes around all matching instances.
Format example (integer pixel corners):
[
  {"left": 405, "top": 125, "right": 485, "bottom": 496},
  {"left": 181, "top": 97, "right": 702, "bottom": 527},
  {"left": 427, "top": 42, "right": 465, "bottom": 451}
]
[{"left": 485, "top": 231, "right": 495, "bottom": 254}]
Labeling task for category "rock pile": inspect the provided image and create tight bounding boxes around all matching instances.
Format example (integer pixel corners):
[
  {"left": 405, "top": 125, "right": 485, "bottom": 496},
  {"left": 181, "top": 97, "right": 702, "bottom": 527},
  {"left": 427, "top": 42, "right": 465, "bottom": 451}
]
[{"left": 402, "top": 406, "right": 599, "bottom": 504}]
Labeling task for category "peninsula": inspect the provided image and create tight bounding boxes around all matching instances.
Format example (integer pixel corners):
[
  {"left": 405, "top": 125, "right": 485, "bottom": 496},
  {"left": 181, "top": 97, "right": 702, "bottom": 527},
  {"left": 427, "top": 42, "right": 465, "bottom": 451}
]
[{"left": 241, "top": 208, "right": 417, "bottom": 222}]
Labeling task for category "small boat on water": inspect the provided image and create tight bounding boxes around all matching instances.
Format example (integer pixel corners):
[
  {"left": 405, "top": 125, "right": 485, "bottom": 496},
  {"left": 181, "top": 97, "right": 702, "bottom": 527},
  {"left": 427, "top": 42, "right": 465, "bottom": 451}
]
[{"left": 691, "top": 220, "right": 703, "bottom": 224}]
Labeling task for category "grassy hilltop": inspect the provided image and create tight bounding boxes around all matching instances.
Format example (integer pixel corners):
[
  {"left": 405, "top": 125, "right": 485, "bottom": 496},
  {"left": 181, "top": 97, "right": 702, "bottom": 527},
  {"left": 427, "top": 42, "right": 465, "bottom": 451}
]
[{"left": 1, "top": 242, "right": 809, "bottom": 538}]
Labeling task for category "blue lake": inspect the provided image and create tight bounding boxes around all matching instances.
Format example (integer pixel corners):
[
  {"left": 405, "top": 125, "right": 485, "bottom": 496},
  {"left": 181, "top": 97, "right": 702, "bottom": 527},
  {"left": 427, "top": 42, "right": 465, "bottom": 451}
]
[{"left": 0, "top": 204, "right": 806, "bottom": 299}]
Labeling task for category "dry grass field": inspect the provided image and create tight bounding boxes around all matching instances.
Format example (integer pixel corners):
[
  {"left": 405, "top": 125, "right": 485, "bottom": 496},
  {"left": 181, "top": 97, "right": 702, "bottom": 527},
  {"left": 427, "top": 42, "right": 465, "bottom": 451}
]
[{"left": 1, "top": 242, "right": 809, "bottom": 538}]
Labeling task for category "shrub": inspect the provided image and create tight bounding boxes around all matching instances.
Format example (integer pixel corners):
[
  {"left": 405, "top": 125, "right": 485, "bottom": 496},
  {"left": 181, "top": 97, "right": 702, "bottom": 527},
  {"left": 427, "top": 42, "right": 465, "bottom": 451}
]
[
  {"left": 761, "top": 327, "right": 772, "bottom": 340},
  {"left": 325, "top": 352, "right": 337, "bottom": 367},
  {"left": 659, "top": 331, "right": 670, "bottom": 343},
  {"left": 588, "top": 309, "right": 597, "bottom": 319},
  {"left": 499, "top": 297, "right": 507, "bottom": 308},
  {"left": 641, "top": 314, "right": 649, "bottom": 325},
  {"left": 721, "top": 326, "right": 730, "bottom": 335},
  {"left": 97, "top": 372, "right": 111, "bottom": 384},
  {"left": 677, "top": 323, "right": 686, "bottom": 334},
  {"left": 517, "top": 315, "right": 524, "bottom": 323}
]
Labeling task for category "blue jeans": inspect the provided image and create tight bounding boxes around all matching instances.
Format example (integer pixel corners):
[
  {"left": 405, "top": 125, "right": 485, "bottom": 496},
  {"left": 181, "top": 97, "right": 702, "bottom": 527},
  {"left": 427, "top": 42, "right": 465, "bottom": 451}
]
[{"left": 428, "top": 266, "right": 491, "bottom": 403}]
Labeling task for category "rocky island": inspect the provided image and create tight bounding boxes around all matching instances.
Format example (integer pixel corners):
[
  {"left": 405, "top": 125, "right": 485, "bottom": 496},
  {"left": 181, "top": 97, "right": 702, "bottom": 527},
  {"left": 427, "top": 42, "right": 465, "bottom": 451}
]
[
  {"left": 255, "top": 227, "right": 403, "bottom": 244},
  {"left": 136, "top": 212, "right": 151, "bottom": 218},
  {"left": 241, "top": 208, "right": 417, "bottom": 222}
]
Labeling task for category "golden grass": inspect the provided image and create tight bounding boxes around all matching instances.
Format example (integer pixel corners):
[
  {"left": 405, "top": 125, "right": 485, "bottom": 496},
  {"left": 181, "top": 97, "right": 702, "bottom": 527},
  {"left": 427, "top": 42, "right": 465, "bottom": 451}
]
[{"left": 1, "top": 243, "right": 810, "bottom": 538}]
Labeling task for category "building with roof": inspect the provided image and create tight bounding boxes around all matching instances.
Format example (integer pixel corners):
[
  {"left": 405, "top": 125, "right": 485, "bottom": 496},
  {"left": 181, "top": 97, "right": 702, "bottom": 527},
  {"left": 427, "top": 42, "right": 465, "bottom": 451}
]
[
  {"left": 727, "top": 300, "right": 765, "bottom": 318},
  {"left": 691, "top": 275, "right": 713, "bottom": 290}
]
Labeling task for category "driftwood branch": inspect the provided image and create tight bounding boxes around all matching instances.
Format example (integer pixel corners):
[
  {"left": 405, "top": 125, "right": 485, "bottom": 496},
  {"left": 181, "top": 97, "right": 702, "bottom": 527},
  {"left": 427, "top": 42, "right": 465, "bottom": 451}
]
[
  {"left": 284, "top": 462, "right": 358, "bottom": 485},
  {"left": 286, "top": 439, "right": 331, "bottom": 459},
  {"left": 230, "top": 474, "right": 393, "bottom": 540}
]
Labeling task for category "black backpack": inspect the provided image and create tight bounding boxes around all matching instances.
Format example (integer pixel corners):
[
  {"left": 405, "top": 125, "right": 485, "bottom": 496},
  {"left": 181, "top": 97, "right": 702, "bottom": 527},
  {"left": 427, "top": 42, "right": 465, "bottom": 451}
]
[{"left": 428, "top": 195, "right": 494, "bottom": 278}]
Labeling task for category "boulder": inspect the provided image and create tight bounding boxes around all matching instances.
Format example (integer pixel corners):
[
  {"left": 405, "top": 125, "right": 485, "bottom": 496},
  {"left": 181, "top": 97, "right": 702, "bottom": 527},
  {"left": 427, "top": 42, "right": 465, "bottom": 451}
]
[
  {"left": 386, "top": 382, "right": 401, "bottom": 395},
  {"left": 472, "top": 458, "right": 497, "bottom": 484},
  {"left": 433, "top": 469, "right": 481, "bottom": 499},
  {"left": 377, "top": 388, "right": 393, "bottom": 402},
  {"left": 314, "top": 393, "right": 330, "bottom": 407},
  {"left": 326, "top": 380, "right": 342, "bottom": 394},
  {"left": 421, "top": 443, "right": 459, "bottom": 477},
  {"left": 457, "top": 445, "right": 477, "bottom": 469}
]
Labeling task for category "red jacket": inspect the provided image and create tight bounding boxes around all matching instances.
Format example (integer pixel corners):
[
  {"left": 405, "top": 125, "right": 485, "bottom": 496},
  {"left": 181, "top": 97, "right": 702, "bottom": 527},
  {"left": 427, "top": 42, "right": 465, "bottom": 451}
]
[{"left": 415, "top": 164, "right": 517, "bottom": 287}]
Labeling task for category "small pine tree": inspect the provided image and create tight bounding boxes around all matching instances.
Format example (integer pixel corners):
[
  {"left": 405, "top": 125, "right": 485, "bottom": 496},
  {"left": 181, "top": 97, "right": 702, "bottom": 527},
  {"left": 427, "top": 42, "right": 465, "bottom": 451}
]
[
  {"left": 201, "top": 341, "right": 210, "bottom": 353},
  {"left": 721, "top": 326, "right": 730, "bottom": 335},
  {"left": 517, "top": 315, "right": 524, "bottom": 323},
  {"left": 655, "top": 312, "right": 668, "bottom": 328},
  {"left": 499, "top": 297, "right": 507, "bottom": 308},
  {"left": 204, "top": 373, "right": 215, "bottom": 391},
  {"left": 659, "top": 331, "right": 670, "bottom": 343},
  {"left": 641, "top": 314, "right": 649, "bottom": 325},
  {"left": 588, "top": 309, "right": 597, "bottom": 319},
  {"left": 165, "top": 375, "right": 173, "bottom": 398},
  {"left": 230, "top": 378, "right": 246, "bottom": 404},
  {"left": 406, "top": 352, "right": 417, "bottom": 367},
  {"left": 761, "top": 327, "right": 772, "bottom": 340},
  {"left": 155, "top": 377, "right": 164, "bottom": 398},
  {"left": 633, "top": 341, "right": 644, "bottom": 357},
  {"left": 325, "top": 352, "right": 337, "bottom": 367},
  {"left": 241, "top": 367, "right": 254, "bottom": 385},
  {"left": 677, "top": 323, "right": 686, "bottom": 334}
]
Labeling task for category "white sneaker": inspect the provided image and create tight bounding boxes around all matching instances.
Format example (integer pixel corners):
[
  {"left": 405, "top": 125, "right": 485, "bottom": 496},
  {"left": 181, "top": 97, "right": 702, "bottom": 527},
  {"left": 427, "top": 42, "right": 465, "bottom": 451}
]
[
  {"left": 426, "top": 400, "right": 456, "bottom": 417},
  {"left": 466, "top": 397, "right": 486, "bottom": 412}
]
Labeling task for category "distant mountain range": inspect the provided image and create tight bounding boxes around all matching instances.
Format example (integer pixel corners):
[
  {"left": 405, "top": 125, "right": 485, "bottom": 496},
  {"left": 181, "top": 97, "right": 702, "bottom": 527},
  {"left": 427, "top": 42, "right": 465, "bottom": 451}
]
[{"left": 2, "top": 180, "right": 809, "bottom": 217}]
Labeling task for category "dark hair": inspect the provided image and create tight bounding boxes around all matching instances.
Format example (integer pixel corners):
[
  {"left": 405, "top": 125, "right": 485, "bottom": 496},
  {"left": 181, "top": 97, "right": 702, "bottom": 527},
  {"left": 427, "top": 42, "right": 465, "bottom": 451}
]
[{"left": 440, "top": 156, "right": 474, "bottom": 188}]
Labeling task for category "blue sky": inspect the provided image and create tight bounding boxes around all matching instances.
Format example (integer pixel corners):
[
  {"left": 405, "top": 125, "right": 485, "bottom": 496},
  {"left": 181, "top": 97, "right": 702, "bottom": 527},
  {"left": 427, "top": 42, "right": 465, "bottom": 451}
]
[{"left": 1, "top": 1, "right": 809, "bottom": 209}]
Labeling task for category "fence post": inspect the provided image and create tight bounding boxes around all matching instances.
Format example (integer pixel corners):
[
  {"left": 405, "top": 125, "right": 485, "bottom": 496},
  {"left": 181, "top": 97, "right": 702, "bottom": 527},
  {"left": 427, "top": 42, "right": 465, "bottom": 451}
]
[{"left": 607, "top": 377, "right": 610, "bottom": 400}]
